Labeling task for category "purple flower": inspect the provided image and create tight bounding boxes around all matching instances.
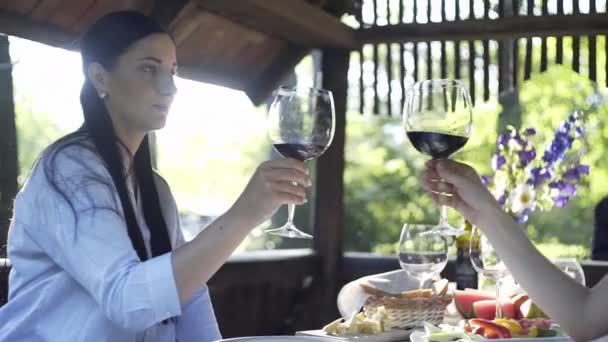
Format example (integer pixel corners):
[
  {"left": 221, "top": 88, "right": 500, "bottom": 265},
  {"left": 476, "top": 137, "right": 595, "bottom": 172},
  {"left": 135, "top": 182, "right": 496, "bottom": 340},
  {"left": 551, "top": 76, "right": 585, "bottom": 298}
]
[
  {"left": 578, "top": 164, "right": 590, "bottom": 175},
  {"left": 481, "top": 176, "right": 492, "bottom": 186},
  {"left": 569, "top": 112, "right": 580, "bottom": 123},
  {"left": 517, "top": 208, "right": 531, "bottom": 224},
  {"left": 564, "top": 165, "right": 590, "bottom": 181},
  {"left": 528, "top": 167, "right": 552, "bottom": 187},
  {"left": 497, "top": 134, "right": 509, "bottom": 148},
  {"left": 559, "top": 121, "right": 572, "bottom": 134},
  {"left": 492, "top": 155, "right": 506, "bottom": 171},
  {"left": 575, "top": 126, "right": 584, "bottom": 138},
  {"left": 555, "top": 196, "right": 570, "bottom": 208},
  {"left": 524, "top": 128, "right": 536, "bottom": 136},
  {"left": 498, "top": 193, "right": 508, "bottom": 206},
  {"left": 519, "top": 149, "right": 537, "bottom": 167}
]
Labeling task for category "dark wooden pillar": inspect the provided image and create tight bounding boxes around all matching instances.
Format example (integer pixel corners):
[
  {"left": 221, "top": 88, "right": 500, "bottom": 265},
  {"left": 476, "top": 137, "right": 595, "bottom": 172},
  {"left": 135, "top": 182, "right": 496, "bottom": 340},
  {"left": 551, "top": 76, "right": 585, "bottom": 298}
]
[
  {"left": 497, "top": 0, "right": 522, "bottom": 132},
  {"left": 313, "top": 47, "right": 349, "bottom": 323},
  {"left": 0, "top": 35, "right": 17, "bottom": 246}
]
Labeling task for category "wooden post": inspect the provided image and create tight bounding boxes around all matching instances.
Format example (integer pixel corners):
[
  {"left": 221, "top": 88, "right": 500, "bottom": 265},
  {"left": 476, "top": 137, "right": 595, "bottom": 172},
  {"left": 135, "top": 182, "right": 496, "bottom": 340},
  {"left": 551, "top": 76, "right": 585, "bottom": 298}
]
[
  {"left": 313, "top": 47, "right": 349, "bottom": 324},
  {"left": 498, "top": 0, "right": 522, "bottom": 132},
  {"left": 0, "top": 35, "right": 17, "bottom": 246}
]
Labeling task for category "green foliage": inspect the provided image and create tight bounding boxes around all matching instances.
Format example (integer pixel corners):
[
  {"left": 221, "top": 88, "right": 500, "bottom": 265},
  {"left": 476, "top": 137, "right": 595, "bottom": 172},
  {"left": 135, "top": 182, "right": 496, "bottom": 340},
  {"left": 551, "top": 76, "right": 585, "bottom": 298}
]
[{"left": 343, "top": 65, "right": 607, "bottom": 258}]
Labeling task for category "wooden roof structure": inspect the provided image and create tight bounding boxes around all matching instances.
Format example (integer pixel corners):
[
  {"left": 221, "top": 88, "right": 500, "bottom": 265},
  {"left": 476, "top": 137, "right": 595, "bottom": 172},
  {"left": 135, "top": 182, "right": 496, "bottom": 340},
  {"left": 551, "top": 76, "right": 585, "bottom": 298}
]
[
  {"left": 0, "top": 0, "right": 357, "bottom": 105},
  {"left": 4, "top": 0, "right": 608, "bottom": 338}
]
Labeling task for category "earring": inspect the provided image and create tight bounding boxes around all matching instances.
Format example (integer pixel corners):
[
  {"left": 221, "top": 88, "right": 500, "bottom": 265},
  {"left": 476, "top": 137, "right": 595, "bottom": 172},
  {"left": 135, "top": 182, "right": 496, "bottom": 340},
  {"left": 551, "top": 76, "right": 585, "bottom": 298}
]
[{"left": 99, "top": 92, "right": 108, "bottom": 99}]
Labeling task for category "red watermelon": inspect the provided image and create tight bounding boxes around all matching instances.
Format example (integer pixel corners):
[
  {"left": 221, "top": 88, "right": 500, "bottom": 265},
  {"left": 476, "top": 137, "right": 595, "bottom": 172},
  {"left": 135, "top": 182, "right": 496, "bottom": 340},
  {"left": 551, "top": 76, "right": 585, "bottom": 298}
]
[
  {"left": 453, "top": 290, "right": 496, "bottom": 318},
  {"left": 472, "top": 300, "right": 516, "bottom": 320}
]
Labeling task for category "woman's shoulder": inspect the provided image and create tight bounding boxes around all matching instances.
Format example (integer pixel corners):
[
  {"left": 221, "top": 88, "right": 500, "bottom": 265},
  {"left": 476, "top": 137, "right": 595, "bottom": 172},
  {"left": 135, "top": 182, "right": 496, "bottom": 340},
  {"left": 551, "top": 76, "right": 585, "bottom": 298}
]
[{"left": 24, "top": 134, "right": 108, "bottom": 193}]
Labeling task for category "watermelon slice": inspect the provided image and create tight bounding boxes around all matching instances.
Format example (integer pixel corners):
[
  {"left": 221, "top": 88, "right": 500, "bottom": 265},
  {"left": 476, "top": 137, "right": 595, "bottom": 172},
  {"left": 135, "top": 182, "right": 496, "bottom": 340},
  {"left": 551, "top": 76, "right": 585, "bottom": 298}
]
[
  {"left": 472, "top": 300, "right": 516, "bottom": 320},
  {"left": 453, "top": 290, "right": 496, "bottom": 318}
]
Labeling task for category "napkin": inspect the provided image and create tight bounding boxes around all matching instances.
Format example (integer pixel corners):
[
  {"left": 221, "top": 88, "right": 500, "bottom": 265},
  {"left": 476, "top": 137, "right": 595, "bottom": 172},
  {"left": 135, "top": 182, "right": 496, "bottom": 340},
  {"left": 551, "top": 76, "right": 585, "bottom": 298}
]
[{"left": 336, "top": 269, "right": 419, "bottom": 319}]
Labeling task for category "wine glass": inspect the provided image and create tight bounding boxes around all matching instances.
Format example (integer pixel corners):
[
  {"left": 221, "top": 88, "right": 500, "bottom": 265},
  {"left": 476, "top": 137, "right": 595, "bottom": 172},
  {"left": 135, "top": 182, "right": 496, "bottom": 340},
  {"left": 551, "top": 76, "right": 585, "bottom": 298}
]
[
  {"left": 469, "top": 226, "right": 510, "bottom": 319},
  {"left": 398, "top": 223, "right": 449, "bottom": 291},
  {"left": 553, "top": 258, "right": 586, "bottom": 286},
  {"left": 403, "top": 79, "right": 473, "bottom": 236},
  {"left": 267, "top": 85, "right": 335, "bottom": 239}
]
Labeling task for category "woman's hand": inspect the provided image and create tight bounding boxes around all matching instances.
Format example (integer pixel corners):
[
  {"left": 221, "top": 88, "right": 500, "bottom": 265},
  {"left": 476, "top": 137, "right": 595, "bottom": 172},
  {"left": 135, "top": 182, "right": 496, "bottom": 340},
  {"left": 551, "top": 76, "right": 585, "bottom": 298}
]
[
  {"left": 422, "top": 159, "right": 501, "bottom": 226},
  {"left": 229, "top": 158, "right": 311, "bottom": 227}
]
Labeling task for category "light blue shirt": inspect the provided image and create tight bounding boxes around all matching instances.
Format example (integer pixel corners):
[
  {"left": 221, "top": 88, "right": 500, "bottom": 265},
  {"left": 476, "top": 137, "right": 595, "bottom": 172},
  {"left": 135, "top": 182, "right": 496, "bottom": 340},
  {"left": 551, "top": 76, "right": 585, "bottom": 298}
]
[{"left": 0, "top": 144, "right": 222, "bottom": 341}]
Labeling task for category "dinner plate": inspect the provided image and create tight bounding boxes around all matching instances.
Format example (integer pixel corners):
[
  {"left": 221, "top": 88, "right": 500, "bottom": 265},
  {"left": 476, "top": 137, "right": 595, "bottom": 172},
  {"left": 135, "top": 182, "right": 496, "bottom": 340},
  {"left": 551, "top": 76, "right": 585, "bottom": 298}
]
[
  {"left": 297, "top": 328, "right": 412, "bottom": 341},
  {"left": 409, "top": 330, "right": 572, "bottom": 342},
  {"left": 218, "top": 336, "right": 331, "bottom": 342}
]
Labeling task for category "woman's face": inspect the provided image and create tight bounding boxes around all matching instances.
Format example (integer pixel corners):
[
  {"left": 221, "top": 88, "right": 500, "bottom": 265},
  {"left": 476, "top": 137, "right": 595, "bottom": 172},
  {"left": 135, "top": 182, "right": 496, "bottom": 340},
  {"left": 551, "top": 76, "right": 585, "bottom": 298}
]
[{"left": 97, "top": 33, "right": 178, "bottom": 134}]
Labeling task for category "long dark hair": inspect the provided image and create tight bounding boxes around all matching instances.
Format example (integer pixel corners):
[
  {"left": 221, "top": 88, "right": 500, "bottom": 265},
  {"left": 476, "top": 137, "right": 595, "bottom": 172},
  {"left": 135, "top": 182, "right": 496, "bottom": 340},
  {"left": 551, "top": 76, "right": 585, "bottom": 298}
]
[{"left": 42, "top": 11, "right": 173, "bottom": 261}]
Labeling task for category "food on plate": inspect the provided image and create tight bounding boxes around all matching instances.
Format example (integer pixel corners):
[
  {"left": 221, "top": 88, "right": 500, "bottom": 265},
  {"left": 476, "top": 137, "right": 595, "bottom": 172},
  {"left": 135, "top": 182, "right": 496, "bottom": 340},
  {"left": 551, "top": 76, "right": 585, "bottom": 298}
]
[
  {"left": 453, "top": 290, "right": 550, "bottom": 320},
  {"left": 454, "top": 290, "right": 496, "bottom": 318},
  {"left": 322, "top": 306, "right": 391, "bottom": 336},
  {"left": 519, "top": 298, "right": 550, "bottom": 319},
  {"left": 472, "top": 300, "right": 516, "bottom": 320},
  {"left": 423, "top": 318, "right": 560, "bottom": 341}
]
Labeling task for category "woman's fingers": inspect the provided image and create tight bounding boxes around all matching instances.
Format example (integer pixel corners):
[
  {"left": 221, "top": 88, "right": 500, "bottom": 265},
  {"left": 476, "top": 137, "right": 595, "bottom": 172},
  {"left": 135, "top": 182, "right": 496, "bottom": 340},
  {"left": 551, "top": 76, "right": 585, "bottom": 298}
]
[
  {"left": 263, "top": 168, "right": 311, "bottom": 187},
  {"left": 269, "top": 181, "right": 307, "bottom": 201}
]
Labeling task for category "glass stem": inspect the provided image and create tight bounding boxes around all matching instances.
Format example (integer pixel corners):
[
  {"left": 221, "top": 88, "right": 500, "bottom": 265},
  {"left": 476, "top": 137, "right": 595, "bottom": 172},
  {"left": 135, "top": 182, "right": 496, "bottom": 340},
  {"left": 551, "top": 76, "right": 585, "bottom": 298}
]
[
  {"left": 287, "top": 204, "right": 296, "bottom": 225},
  {"left": 495, "top": 275, "right": 503, "bottom": 319},
  {"left": 440, "top": 205, "right": 449, "bottom": 227}
]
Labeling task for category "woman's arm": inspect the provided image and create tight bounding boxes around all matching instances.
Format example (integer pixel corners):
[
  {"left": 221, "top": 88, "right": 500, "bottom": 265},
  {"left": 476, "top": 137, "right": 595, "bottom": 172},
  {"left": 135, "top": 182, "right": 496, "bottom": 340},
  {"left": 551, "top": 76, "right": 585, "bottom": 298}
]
[
  {"left": 171, "top": 157, "right": 310, "bottom": 304},
  {"left": 27, "top": 146, "right": 308, "bottom": 331},
  {"left": 423, "top": 159, "right": 608, "bottom": 341}
]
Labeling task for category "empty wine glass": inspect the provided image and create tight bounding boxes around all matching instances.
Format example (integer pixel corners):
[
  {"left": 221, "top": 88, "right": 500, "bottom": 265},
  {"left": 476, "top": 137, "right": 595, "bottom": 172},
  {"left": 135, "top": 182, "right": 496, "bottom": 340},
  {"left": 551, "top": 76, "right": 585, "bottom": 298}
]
[
  {"left": 398, "top": 223, "right": 449, "bottom": 290},
  {"left": 553, "top": 258, "right": 586, "bottom": 286},
  {"left": 403, "top": 79, "right": 473, "bottom": 236},
  {"left": 470, "top": 226, "right": 510, "bottom": 319},
  {"left": 267, "top": 86, "right": 335, "bottom": 239}
]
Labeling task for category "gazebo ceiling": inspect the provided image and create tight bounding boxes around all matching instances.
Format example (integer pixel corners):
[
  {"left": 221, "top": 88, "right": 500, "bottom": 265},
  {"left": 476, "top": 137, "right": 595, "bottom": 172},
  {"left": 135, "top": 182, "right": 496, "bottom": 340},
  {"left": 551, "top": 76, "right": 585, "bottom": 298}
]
[{"left": 0, "top": 0, "right": 357, "bottom": 105}]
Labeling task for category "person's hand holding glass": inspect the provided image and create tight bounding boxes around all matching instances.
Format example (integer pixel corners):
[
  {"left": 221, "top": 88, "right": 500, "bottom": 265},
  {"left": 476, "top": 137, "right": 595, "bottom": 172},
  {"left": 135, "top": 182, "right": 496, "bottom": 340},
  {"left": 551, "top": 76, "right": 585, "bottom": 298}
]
[
  {"left": 403, "top": 79, "right": 473, "bottom": 236},
  {"left": 266, "top": 86, "right": 335, "bottom": 239}
]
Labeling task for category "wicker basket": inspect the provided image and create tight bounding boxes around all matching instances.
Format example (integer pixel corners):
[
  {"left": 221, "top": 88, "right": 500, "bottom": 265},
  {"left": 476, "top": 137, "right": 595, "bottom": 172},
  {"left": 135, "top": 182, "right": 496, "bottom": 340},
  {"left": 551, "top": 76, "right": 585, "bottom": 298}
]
[{"left": 363, "top": 294, "right": 452, "bottom": 329}]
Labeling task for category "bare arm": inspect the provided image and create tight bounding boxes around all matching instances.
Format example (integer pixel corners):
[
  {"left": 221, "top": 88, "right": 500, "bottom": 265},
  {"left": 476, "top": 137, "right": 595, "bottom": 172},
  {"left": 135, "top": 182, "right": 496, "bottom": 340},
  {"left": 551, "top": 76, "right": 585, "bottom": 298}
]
[
  {"left": 477, "top": 207, "right": 607, "bottom": 341},
  {"left": 171, "top": 158, "right": 310, "bottom": 305},
  {"left": 424, "top": 159, "right": 608, "bottom": 341}
]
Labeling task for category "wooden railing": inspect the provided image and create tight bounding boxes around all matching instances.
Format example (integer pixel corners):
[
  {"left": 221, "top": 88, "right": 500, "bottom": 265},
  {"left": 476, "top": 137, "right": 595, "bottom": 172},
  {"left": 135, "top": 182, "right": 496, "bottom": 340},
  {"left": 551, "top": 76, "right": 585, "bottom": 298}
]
[{"left": 352, "top": 0, "right": 608, "bottom": 116}]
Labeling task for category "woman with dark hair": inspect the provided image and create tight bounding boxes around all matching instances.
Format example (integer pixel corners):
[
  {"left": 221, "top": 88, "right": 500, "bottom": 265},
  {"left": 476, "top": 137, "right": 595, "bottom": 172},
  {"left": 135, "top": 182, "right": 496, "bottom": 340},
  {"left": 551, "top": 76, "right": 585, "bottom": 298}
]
[
  {"left": 0, "top": 11, "right": 310, "bottom": 341},
  {"left": 422, "top": 159, "right": 608, "bottom": 341}
]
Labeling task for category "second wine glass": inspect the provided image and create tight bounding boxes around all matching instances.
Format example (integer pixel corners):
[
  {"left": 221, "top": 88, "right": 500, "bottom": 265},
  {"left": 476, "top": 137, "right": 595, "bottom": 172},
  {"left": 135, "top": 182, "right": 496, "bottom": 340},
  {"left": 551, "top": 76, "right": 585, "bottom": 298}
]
[
  {"left": 403, "top": 79, "right": 473, "bottom": 236},
  {"left": 267, "top": 86, "right": 335, "bottom": 239},
  {"left": 469, "top": 226, "right": 510, "bottom": 319},
  {"left": 398, "top": 223, "right": 449, "bottom": 290}
]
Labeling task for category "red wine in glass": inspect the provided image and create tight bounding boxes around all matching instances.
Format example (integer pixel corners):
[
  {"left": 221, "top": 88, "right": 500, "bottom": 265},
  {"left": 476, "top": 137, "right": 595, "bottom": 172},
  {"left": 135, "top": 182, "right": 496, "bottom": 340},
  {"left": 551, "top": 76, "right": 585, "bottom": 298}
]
[
  {"left": 406, "top": 131, "right": 469, "bottom": 159},
  {"left": 403, "top": 79, "right": 473, "bottom": 236},
  {"left": 267, "top": 86, "right": 335, "bottom": 239},
  {"left": 272, "top": 143, "right": 327, "bottom": 161}
]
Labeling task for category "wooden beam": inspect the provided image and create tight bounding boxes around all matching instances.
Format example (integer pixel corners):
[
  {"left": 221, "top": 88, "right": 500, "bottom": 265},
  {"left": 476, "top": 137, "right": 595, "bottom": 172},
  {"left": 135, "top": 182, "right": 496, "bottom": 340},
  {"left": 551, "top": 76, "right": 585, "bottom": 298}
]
[
  {"left": 198, "top": 0, "right": 356, "bottom": 49},
  {"left": 313, "top": 47, "right": 349, "bottom": 324},
  {"left": 357, "top": 13, "right": 608, "bottom": 44},
  {"left": 245, "top": 44, "right": 310, "bottom": 106},
  {"left": 0, "top": 36, "right": 17, "bottom": 245},
  {"left": 149, "top": 0, "right": 191, "bottom": 28},
  {"left": 0, "top": 9, "right": 77, "bottom": 50}
]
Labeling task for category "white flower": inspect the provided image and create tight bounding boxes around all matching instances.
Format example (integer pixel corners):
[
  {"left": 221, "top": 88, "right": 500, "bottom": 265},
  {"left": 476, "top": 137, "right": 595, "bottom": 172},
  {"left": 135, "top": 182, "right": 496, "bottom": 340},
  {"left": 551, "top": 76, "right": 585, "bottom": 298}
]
[
  {"left": 491, "top": 171, "right": 509, "bottom": 198},
  {"left": 508, "top": 184, "right": 536, "bottom": 214}
]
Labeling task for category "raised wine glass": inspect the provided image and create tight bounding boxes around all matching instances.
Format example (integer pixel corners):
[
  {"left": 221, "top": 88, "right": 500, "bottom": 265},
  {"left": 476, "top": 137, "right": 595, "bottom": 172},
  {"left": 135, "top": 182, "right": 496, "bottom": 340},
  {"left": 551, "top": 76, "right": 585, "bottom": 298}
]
[
  {"left": 267, "top": 85, "right": 335, "bottom": 239},
  {"left": 403, "top": 79, "right": 473, "bottom": 236}
]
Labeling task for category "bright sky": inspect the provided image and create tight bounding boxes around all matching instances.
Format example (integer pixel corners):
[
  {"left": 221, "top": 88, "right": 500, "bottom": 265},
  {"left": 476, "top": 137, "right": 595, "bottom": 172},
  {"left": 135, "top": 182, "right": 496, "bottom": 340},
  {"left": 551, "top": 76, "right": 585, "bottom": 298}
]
[{"left": 7, "top": 36, "right": 271, "bottom": 216}]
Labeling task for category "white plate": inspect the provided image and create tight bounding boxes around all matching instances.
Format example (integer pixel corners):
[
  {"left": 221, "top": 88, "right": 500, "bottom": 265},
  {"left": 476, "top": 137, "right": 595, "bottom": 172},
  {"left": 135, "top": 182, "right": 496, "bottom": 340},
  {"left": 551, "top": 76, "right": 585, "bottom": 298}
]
[
  {"left": 409, "top": 330, "right": 572, "bottom": 342},
  {"left": 297, "top": 329, "right": 412, "bottom": 341},
  {"left": 218, "top": 337, "right": 332, "bottom": 342}
]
